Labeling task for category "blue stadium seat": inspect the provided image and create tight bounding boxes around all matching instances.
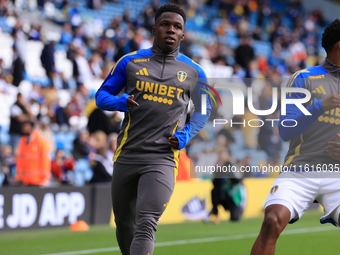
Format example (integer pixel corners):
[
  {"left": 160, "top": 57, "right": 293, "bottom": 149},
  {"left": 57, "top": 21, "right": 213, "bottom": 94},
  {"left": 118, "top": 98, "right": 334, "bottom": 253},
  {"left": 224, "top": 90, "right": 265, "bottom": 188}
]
[
  {"left": 280, "top": 141, "right": 290, "bottom": 163},
  {"left": 0, "top": 125, "right": 10, "bottom": 145},
  {"left": 0, "top": 17, "right": 13, "bottom": 33},
  {"left": 270, "top": 1, "right": 288, "bottom": 12},
  {"left": 282, "top": 16, "right": 293, "bottom": 30},
  {"left": 225, "top": 37, "right": 240, "bottom": 49},
  {"left": 72, "top": 159, "right": 93, "bottom": 186},
  {"left": 54, "top": 131, "right": 76, "bottom": 155},
  {"left": 248, "top": 149, "right": 269, "bottom": 165},
  {"left": 226, "top": 30, "right": 238, "bottom": 39},
  {"left": 233, "top": 129, "right": 245, "bottom": 146},
  {"left": 55, "top": 43, "right": 68, "bottom": 52},
  {"left": 253, "top": 41, "right": 272, "bottom": 58},
  {"left": 249, "top": 11, "right": 259, "bottom": 24},
  {"left": 229, "top": 145, "right": 248, "bottom": 160},
  {"left": 0, "top": 172, "right": 5, "bottom": 187}
]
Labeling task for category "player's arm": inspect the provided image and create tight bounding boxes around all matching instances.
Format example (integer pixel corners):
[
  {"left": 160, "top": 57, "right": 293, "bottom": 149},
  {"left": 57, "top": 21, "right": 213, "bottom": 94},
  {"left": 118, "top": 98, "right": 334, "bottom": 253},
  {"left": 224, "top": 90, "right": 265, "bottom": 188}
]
[
  {"left": 95, "top": 57, "right": 138, "bottom": 112},
  {"left": 169, "top": 74, "right": 212, "bottom": 150},
  {"left": 279, "top": 73, "right": 324, "bottom": 141}
]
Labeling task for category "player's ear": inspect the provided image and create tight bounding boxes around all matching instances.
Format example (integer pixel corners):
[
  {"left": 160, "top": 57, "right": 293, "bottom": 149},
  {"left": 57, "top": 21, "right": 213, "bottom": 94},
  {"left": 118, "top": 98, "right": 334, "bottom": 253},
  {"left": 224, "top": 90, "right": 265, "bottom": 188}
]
[
  {"left": 181, "top": 33, "right": 184, "bottom": 41},
  {"left": 152, "top": 26, "right": 156, "bottom": 36}
]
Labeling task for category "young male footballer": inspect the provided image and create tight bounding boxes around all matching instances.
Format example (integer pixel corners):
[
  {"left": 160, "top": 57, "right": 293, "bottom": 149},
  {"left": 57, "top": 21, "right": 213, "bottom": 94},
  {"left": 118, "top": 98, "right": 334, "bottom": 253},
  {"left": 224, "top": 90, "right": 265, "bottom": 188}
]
[
  {"left": 96, "top": 4, "right": 211, "bottom": 255},
  {"left": 251, "top": 19, "right": 340, "bottom": 255}
]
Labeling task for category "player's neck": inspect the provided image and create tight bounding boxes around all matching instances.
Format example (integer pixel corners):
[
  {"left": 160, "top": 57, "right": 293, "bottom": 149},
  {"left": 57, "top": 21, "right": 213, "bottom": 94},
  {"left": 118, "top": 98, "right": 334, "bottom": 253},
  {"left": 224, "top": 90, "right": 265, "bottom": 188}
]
[
  {"left": 153, "top": 43, "right": 179, "bottom": 55},
  {"left": 326, "top": 53, "right": 340, "bottom": 67}
]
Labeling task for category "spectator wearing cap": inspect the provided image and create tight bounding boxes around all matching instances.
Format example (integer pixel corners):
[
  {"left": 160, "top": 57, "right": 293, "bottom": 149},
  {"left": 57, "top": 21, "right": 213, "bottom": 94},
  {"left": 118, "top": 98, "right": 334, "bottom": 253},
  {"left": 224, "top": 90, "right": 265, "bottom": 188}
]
[{"left": 16, "top": 121, "right": 51, "bottom": 186}]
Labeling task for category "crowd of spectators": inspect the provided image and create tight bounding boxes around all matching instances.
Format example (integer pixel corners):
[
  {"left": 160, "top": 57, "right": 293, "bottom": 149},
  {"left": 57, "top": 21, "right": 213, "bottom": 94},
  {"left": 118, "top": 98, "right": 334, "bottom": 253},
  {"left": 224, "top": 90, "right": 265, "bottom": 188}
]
[{"left": 0, "top": 0, "right": 331, "bottom": 187}]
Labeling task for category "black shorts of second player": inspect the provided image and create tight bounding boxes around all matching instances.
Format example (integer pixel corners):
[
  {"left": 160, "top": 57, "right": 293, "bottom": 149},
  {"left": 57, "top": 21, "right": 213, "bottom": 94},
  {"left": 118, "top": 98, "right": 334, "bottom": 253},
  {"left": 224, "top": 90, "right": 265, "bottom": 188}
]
[{"left": 112, "top": 162, "right": 176, "bottom": 255}]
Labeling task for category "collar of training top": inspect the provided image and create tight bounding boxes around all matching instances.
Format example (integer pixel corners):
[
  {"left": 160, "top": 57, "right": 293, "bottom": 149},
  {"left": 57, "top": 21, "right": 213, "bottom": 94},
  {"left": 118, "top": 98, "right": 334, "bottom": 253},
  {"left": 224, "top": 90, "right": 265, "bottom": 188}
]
[
  {"left": 151, "top": 43, "right": 180, "bottom": 60},
  {"left": 322, "top": 58, "right": 340, "bottom": 77}
]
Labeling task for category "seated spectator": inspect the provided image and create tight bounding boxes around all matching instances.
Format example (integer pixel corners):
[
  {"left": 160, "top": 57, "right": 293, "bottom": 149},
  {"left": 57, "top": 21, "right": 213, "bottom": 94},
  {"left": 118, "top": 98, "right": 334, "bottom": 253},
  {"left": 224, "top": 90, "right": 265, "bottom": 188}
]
[
  {"left": 60, "top": 23, "right": 73, "bottom": 45},
  {"left": 240, "top": 155, "right": 254, "bottom": 178},
  {"left": 67, "top": 92, "right": 84, "bottom": 117},
  {"left": 89, "top": 130, "right": 107, "bottom": 150},
  {"left": 0, "top": 145, "right": 16, "bottom": 185},
  {"left": 110, "top": 112, "right": 123, "bottom": 134},
  {"left": 84, "top": 90, "right": 97, "bottom": 117},
  {"left": 106, "top": 133, "right": 118, "bottom": 163},
  {"left": 72, "top": 129, "right": 93, "bottom": 160},
  {"left": 36, "top": 116, "right": 56, "bottom": 154},
  {"left": 242, "top": 107, "right": 259, "bottom": 149},
  {"left": 87, "top": 107, "right": 114, "bottom": 135},
  {"left": 89, "top": 147, "right": 112, "bottom": 183},
  {"left": 16, "top": 121, "right": 51, "bottom": 186},
  {"left": 89, "top": 52, "right": 103, "bottom": 78},
  {"left": 87, "top": 131, "right": 112, "bottom": 181},
  {"left": 51, "top": 148, "right": 75, "bottom": 184},
  {"left": 258, "top": 109, "right": 281, "bottom": 160},
  {"left": 73, "top": 46, "right": 93, "bottom": 88},
  {"left": 28, "top": 24, "right": 42, "bottom": 40},
  {"left": 54, "top": 102, "right": 69, "bottom": 127}
]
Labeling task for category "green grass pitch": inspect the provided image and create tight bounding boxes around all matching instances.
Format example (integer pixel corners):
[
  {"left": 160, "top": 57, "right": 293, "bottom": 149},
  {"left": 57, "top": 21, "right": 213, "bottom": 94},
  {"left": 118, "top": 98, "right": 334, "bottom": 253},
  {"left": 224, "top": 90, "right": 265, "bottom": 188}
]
[{"left": 1, "top": 211, "right": 339, "bottom": 255}]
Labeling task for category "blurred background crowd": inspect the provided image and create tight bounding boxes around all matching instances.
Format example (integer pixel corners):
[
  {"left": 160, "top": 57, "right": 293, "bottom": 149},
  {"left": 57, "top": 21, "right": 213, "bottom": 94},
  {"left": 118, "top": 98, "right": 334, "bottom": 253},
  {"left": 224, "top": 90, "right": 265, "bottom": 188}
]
[{"left": 0, "top": 0, "right": 330, "bottom": 187}]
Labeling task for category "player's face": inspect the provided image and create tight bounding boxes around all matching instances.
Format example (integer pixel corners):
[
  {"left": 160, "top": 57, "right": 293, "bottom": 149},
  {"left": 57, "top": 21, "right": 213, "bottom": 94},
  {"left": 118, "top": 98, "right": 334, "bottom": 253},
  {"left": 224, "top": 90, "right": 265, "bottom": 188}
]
[{"left": 152, "top": 12, "right": 184, "bottom": 53}]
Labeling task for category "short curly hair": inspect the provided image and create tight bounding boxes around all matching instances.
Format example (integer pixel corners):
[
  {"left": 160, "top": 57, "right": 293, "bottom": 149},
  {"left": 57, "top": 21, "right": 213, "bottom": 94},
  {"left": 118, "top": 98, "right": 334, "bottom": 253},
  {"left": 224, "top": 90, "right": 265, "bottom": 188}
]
[
  {"left": 155, "top": 4, "right": 186, "bottom": 24},
  {"left": 322, "top": 19, "right": 340, "bottom": 53}
]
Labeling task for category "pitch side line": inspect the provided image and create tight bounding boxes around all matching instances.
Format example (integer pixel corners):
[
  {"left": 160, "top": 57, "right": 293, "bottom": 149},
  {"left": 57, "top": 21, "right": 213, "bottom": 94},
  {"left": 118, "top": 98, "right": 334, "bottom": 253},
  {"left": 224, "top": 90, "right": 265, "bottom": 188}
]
[{"left": 40, "top": 226, "right": 335, "bottom": 255}]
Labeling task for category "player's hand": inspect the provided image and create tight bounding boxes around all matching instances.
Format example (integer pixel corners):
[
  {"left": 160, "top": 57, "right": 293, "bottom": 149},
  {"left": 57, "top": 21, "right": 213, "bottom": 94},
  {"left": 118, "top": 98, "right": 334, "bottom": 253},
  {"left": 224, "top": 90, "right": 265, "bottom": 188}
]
[
  {"left": 127, "top": 95, "right": 139, "bottom": 110},
  {"left": 168, "top": 136, "right": 179, "bottom": 148},
  {"left": 327, "top": 133, "right": 340, "bottom": 160},
  {"left": 322, "top": 93, "right": 340, "bottom": 112}
]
